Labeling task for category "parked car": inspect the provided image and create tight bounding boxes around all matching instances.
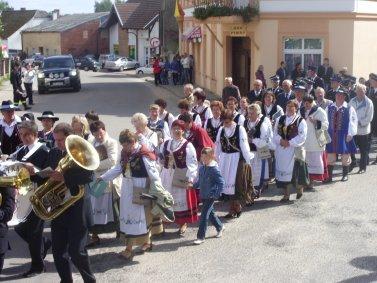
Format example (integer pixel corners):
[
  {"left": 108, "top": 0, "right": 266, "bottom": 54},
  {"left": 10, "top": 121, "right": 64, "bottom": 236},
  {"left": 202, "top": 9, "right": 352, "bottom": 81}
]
[
  {"left": 37, "top": 55, "right": 81, "bottom": 94},
  {"left": 104, "top": 57, "right": 140, "bottom": 71},
  {"left": 75, "top": 57, "right": 100, "bottom": 72},
  {"left": 136, "top": 65, "right": 153, "bottom": 75},
  {"left": 23, "top": 53, "right": 45, "bottom": 67},
  {"left": 99, "top": 54, "right": 115, "bottom": 69}
]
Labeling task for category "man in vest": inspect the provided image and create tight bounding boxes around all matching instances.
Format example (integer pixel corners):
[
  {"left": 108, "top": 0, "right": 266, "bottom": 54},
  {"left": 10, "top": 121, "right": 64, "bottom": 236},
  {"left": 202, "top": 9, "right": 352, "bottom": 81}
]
[{"left": 0, "top": 100, "right": 22, "bottom": 155}]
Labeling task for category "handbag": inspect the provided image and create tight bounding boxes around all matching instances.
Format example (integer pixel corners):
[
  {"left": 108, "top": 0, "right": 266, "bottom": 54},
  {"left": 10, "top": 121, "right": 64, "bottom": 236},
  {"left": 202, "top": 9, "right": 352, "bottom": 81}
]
[
  {"left": 172, "top": 168, "right": 188, "bottom": 189},
  {"left": 257, "top": 146, "right": 271, "bottom": 160},
  {"left": 316, "top": 129, "right": 332, "bottom": 147}
]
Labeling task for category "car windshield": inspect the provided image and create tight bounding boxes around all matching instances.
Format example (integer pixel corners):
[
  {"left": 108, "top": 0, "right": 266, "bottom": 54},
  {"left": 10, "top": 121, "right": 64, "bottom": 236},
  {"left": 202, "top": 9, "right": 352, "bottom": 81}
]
[{"left": 43, "top": 58, "right": 74, "bottom": 69}]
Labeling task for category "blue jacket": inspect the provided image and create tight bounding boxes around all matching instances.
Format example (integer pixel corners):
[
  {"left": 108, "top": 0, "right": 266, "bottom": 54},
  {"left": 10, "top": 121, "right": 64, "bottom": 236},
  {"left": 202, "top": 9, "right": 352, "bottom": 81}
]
[{"left": 193, "top": 161, "right": 224, "bottom": 199}]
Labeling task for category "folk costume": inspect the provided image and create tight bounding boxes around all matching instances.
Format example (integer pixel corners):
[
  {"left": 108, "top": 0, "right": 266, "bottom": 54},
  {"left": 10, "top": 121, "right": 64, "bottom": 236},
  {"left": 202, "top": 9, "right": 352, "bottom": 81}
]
[
  {"left": 160, "top": 139, "right": 198, "bottom": 225},
  {"left": 147, "top": 117, "right": 171, "bottom": 144},
  {"left": 301, "top": 106, "right": 329, "bottom": 182},
  {"left": 89, "top": 133, "right": 120, "bottom": 236},
  {"left": 326, "top": 102, "right": 358, "bottom": 181},
  {"left": 192, "top": 104, "right": 213, "bottom": 127},
  {"left": 244, "top": 115, "right": 273, "bottom": 193},
  {"left": 185, "top": 123, "right": 214, "bottom": 160},
  {"left": 273, "top": 114, "right": 309, "bottom": 200},
  {"left": 177, "top": 112, "right": 202, "bottom": 128},
  {"left": 261, "top": 103, "right": 284, "bottom": 125},
  {"left": 101, "top": 144, "right": 163, "bottom": 246},
  {"left": 159, "top": 110, "right": 175, "bottom": 129},
  {"left": 233, "top": 111, "right": 245, "bottom": 126},
  {"left": 204, "top": 117, "right": 223, "bottom": 143},
  {"left": 215, "top": 123, "right": 254, "bottom": 213}
]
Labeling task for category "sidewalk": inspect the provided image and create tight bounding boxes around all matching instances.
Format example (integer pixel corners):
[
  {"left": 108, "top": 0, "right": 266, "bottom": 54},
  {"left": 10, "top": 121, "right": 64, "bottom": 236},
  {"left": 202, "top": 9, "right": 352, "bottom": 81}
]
[{"left": 0, "top": 77, "right": 15, "bottom": 101}]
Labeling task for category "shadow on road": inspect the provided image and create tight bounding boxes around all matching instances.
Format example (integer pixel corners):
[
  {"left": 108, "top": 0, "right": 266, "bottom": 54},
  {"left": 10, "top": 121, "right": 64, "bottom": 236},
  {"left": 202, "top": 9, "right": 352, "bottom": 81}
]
[{"left": 338, "top": 256, "right": 377, "bottom": 283}]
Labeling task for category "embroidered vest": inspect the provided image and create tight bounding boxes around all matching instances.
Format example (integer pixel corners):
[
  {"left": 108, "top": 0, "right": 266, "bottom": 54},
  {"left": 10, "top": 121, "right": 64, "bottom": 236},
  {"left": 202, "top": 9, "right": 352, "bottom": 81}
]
[
  {"left": 220, "top": 125, "right": 241, "bottom": 154},
  {"left": 206, "top": 118, "right": 222, "bottom": 142},
  {"left": 277, "top": 115, "right": 303, "bottom": 141},
  {"left": 193, "top": 106, "right": 208, "bottom": 125},
  {"left": 234, "top": 113, "right": 241, "bottom": 124},
  {"left": 244, "top": 116, "right": 265, "bottom": 151},
  {"left": 163, "top": 140, "right": 188, "bottom": 169},
  {"left": 262, "top": 104, "right": 278, "bottom": 120},
  {"left": 0, "top": 126, "right": 22, "bottom": 155},
  {"left": 121, "top": 152, "right": 148, "bottom": 178}
]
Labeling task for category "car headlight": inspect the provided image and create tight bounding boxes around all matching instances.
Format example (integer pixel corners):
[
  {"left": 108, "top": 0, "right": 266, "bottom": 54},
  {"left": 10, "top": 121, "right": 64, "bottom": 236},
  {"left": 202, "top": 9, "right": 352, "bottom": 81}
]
[
  {"left": 69, "top": 70, "right": 77, "bottom": 76},
  {"left": 37, "top": 72, "right": 45, "bottom": 79},
  {"left": 60, "top": 73, "right": 64, "bottom": 78},
  {"left": 49, "top": 73, "right": 54, "bottom": 79}
]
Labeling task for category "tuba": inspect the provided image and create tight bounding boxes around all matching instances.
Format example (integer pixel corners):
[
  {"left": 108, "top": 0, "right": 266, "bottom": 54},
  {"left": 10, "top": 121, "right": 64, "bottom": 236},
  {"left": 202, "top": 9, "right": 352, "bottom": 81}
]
[{"left": 30, "top": 135, "right": 100, "bottom": 221}]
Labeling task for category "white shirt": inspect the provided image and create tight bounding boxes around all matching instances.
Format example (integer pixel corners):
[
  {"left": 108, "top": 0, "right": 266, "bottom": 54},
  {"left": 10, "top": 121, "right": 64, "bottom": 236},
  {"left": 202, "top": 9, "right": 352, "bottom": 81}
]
[
  {"left": 23, "top": 69, "right": 36, "bottom": 84},
  {"left": 0, "top": 116, "right": 22, "bottom": 137}
]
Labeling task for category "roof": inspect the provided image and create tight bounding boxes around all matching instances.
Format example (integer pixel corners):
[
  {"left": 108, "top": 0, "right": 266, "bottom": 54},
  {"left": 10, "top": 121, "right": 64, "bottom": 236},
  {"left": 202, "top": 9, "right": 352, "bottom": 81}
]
[
  {"left": 23, "top": 12, "right": 109, "bottom": 33},
  {"left": 108, "top": 0, "right": 161, "bottom": 30},
  {"left": 0, "top": 9, "right": 49, "bottom": 39}
]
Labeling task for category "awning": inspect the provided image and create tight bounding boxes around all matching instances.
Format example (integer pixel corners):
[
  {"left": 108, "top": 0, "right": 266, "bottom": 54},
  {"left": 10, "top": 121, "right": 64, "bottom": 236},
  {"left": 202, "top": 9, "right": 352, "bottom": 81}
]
[{"left": 183, "top": 26, "right": 202, "bottom": 42}]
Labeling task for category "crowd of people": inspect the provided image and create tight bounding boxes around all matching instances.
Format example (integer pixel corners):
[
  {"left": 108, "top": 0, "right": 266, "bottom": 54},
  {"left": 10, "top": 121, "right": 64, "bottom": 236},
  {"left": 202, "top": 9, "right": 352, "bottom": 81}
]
[{"left": 0, "top": 59, "right": 377, "bottom": 282}]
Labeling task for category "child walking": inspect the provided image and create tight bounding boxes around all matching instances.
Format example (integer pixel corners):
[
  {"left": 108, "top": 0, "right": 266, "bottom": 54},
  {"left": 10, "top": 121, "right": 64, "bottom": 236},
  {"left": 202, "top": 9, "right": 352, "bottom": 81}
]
[{"left": 193, "top": 147, "right": 225, "bottom": 245}]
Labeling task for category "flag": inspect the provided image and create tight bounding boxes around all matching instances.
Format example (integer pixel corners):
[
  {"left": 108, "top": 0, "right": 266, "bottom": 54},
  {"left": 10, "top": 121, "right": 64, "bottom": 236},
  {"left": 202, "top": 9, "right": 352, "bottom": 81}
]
[{"left": 174, "top": 0, "right": 185, "bottom": 19}]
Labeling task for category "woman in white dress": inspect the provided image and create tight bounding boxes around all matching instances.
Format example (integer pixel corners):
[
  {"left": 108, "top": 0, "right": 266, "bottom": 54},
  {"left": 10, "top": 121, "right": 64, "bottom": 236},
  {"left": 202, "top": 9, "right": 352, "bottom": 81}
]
[
  {"left": 192, "top": 88, "right": 213, "bottom": 127},
  {"left": 244, "top": 104, "right": 273, "bottom": 198},
  {"left": 160, "top": 120, "right": 198, "bottom": 235},
  {"left": 204, "top": 100, "right": 224, "bottom": 143},
  {"left": 88, "top": 121, "right": 120, "bottom": 247},
  {"left": 215, "top": 110, "right": 254, "bottom": 218},
  {"left": 131, "top": 113, "right": 158, "bottom": 152},
  {"left": 100, "top": 130, "right": 163, "bottom": 260},
  {"left": 273, "top": 100, "right": 309, "bottom": 202}
]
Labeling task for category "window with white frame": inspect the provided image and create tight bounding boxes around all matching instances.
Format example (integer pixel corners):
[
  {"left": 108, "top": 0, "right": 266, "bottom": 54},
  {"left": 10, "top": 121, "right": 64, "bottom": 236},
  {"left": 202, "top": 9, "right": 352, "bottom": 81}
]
[{"left": 283, "top": 38, "right": 323, "bottom": 76}]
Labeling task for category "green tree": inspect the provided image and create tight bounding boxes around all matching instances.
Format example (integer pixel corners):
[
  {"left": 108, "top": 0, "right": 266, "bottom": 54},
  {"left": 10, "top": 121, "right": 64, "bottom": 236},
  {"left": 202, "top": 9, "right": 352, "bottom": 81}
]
[
  {"left": 94, "top": 0, "right": 125, "bottom": 12},
  {"left": 0, "top": 0, "right": 12, "bottom": 12}
]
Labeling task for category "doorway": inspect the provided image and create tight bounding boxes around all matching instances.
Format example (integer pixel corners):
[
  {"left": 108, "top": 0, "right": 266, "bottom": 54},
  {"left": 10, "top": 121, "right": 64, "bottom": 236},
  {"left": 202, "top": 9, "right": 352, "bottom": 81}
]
[{"left": 231, "top": 37, "right": 251, "bottom": 97}]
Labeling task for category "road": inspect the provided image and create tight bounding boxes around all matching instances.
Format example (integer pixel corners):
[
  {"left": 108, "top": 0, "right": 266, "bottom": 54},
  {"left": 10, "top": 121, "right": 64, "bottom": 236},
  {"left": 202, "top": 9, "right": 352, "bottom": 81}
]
[{"left": 1, "top": 71, "right": 377, "bottom": 283}]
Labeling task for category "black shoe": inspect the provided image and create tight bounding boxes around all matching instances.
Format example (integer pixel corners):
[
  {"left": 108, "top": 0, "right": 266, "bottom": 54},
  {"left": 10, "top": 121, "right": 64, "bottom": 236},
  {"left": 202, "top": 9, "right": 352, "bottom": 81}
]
[
  {"left": 24, "top": 106, "right": 32, "bottom": 110},
  {"left": 357, "top": 169, "right": 366, "bottom": 174},
  {"left": 341, "top": 166, "right": 349, "bottom": 182},
  {"left": 349, "top": 162, "right": 356, "bottom": 173},
  {"left": 224, "top": 213, "right": 236, "bottom": 219},
  {"left": 22, "top": 269, "right": 44, "bottom": 278},
  {"left": 373, "top": 159, "right": 377, "bottom": 165},
  {"left": 323, "top": 165, "right": 333, "bottom": 183},
  {"left": 43, "top": 239, "right": 52, "bottom": 259}
]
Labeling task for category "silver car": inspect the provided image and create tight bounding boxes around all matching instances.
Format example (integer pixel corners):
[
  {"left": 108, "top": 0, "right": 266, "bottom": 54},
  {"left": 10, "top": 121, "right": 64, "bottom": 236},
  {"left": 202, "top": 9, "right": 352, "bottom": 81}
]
[{"left": 104, "top": 57, "right": 140, "bottom": 71}]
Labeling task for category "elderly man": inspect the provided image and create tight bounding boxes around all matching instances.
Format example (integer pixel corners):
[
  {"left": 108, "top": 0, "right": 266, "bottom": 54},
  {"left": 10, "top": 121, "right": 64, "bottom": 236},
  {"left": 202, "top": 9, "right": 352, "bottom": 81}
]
[
  {"left": 247, "top": 79, "right": 266, "bottom": 104},
  {"left": 315, "top": 87, "right": 332, "bottom": 110},
  {"left": 349, "top": 84, "right": 374, "bottom": 173},
  {"left": 270, "top": 75, "right": 284, "bottom": 97},
  {"left": 183, "top": 83, "right": 195, "bottom": 109},
  {"left": 222, "top": 77, "right": 241, "bottom": 104},
  {"left": 276, "top": 79, "right": 295, "bottom": 110}
]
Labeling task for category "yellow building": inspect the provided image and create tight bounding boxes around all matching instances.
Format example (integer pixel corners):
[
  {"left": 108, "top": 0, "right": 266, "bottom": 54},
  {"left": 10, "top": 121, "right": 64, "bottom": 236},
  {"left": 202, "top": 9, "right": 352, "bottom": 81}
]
[{"left": 180, "top": 0, "right": 377, "bottom": 96}]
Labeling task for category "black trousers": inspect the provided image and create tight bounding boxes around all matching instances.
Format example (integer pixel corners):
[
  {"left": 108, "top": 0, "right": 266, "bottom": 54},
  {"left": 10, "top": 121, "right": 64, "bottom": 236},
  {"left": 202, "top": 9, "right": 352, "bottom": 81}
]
[
  {"left": 154, "top": 73, "right": 162, "bottom": 86},
  {"left": 24, "top": 82, "right": 33, "bottom": 104},
  {"left": 14, "top": 211, "right": 45, "bottom": 271},
  {"left": 353, "top": 134, "right": 369, "bottom": 170},
  {"left": 0, "top": 227, "right": 9, "bottom": 274},
  {"left": 51, "top": 199, "right": 95, "bottom": 283}
]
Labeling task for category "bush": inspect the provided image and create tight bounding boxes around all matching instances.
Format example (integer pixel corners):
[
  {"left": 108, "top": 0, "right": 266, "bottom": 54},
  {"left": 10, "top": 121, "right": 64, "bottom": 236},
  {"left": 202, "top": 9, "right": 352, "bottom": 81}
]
[{"left": 193, "top": 4, "right": 259, "bottom": 22}]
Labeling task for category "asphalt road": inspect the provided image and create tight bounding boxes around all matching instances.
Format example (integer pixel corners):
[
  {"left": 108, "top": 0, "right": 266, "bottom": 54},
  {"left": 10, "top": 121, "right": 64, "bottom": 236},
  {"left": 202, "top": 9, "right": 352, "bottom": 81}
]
[{"left": 1, "top": 71, "right": 377, "bottom": 283}]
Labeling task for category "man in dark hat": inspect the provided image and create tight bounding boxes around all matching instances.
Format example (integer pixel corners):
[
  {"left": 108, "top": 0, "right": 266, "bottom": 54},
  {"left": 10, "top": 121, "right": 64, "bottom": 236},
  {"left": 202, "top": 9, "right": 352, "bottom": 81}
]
[
  {"left": 342, "top": 75, "right": 357, "bottom": 101},
  {"left": 292, "top": 83, "right": 307, "bottom": 113},
  {"left": 0, "top": 101, "right": 22, "bottom": 155},
  {"left": 326, "top": 75, "right": 342, "bottom": 102},
  {"left": 9, "top": 62, "right": 31, "bottom": 111},
  {"left": 304, "top": 78, "right": 315, "bottom": 96},
  {"left": 21, "top": 113, "right": 35, "bottom": 122},
  {"left": 37, "top": 111, "right": 59, "bottom": 149},
  {"left": 307, "top": 65, "right": 325, "bottom": 91},
  {"left": 325, "top": 88, "right": 358, "bottom": 182},
  {"left": 270, "top": 75, "right": 284, "bottom": 97},
  {"left": 276, "top": 61, "right": 288, "bottom": 85}
]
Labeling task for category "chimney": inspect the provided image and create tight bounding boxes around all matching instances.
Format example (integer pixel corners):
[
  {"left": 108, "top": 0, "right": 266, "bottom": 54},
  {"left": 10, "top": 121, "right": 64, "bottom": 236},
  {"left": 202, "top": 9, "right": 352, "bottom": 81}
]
[
  {"left": 52, "top": 9, "right": 60, "bottom": 20},
  {"left": 20, "top": 7, "right": 26, "bottom": 11}
]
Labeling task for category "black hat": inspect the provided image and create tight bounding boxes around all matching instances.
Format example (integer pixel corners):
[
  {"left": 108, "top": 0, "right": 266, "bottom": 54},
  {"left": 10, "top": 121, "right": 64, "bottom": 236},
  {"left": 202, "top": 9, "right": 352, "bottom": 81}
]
[
  {"left": 342, "top": 75, "right": 356, "bottom": 86},
  {"left": 335, "top": 88, "right": 348, "bottom": 95},
  {"left": 0, "top": 100, "right": 19, "bottom": 111},
  {"left": 330, "top": 75, "right": 342, "bottom": 83},
  {"left": 21, "top": 113, "right": 35, "bottom": 122},
  {"left": 37, "top": 111, "right": 59, "bottom": 121},
  {"left": 270, "top": 75, "right": 280, "bottom": 82},
  {"left": 369, "top": 73, "right": 377, "bottom": 81},
  {"left": 293, "top": 84, "right": 306, "bottom": 91},
  {"left": 304, "top": 78, "right": 314, "bottom": 85},
  {"left": 308, "top": 66, "right": 317, "bottom": 72}
]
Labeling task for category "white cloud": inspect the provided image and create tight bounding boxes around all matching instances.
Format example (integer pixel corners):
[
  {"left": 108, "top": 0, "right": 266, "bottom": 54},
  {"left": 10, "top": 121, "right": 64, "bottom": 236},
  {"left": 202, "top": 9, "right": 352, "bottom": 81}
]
[{"left": 8, "top": 0, "right": 98, "bottom": 14}]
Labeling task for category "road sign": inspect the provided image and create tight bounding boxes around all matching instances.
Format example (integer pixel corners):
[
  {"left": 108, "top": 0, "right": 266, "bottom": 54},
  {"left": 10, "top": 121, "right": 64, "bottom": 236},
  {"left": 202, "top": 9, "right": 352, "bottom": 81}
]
[{"left": 150, "top": 37, "right": 160, "bottom": 48}]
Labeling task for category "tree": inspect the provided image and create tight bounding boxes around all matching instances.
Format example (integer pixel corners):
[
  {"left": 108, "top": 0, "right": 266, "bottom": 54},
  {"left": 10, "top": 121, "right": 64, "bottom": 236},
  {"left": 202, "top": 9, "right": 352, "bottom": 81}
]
[
  {"left": 0, "top": 0, "right": 13, "bottom": 12},
  {"left": 94, "top": 0, "right": 125, "bottom": 12}
]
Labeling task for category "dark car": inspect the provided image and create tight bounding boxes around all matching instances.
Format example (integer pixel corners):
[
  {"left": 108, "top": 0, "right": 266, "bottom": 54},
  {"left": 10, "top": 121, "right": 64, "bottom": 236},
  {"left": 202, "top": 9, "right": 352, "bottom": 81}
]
[
  {"left": 37, "top": 55, "right": 81, "bottom": 94},
  {"left": 75, "top": 57, "right": 100, "bottom": 72},
  {"left": 23, "top": 54, "right": 45, "bottom": 67}
]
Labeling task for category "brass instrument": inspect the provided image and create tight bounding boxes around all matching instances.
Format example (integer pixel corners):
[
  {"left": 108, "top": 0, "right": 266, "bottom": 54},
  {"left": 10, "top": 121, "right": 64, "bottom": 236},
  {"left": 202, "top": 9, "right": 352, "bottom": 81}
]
[
  {"left": 0, "top": 167, "right": 32, "bottom": 204},
  {"left": 30, "top": 135, "right": 100, "bottom": 221}
]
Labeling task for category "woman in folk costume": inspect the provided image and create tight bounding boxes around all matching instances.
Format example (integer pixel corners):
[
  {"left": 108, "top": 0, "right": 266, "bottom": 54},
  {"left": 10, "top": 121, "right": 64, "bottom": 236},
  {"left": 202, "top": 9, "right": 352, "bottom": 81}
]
[
  {"left": 301, "top": 96, "right": 329, "bottom": 188},
  {"left": 215, "top": 110, "right": 254, "bottom": 218},
  {"left": 204, "top": 100, "right": 224, "bottom": 143},
  {"left": 239, "top": 97, "right": 249, "bottom": 117},
  {"left": 131, "top": 113, "right": 158, "bottom": 152},
  {"left": 71, "top": 115, "right": 93, "bottom": 141},
  {"left": 273, "top": 100, "right": 309, "bottom": 202},
  {"left": 160, "top": 120, "right": 198, "bottom": 235},
  {"left": 192, "top": 88, "right": 213, "bottom": 127},
  {"left": 244, "top": 104, "right": 273, "bottom": 199},
  {"left": 261, "top": 91, "right": 284, "bottom": 126},
  {"left": 226, "top": 96, "right": 245, "bottom": 126},
  {"left": 87, "top": 121, "right": 121, "bottom": 247},
  {"left": 100, "top": 130, "right": 163, "bottom": 260}
]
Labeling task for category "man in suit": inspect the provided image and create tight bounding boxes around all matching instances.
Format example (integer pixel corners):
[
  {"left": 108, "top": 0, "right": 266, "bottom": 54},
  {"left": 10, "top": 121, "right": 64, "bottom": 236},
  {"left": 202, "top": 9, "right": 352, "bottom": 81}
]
[
  {"left": 276, "top": 61, "right": 288, "bottom": 85},
  {"left": 276, "top": 79, "right": 295, "bottom": 111},
  {"left": 12, "top": 121, "right": 51, "bottom": 278},
  {"left": 326, "top": 75, "right": 342, "bottom": 102},
  {"left": 222, "top": 77, "right": 241, "bottom": 104},
  {"left": 270, "top": 75, "right": 284, "bottom": 97},
  {"left": 247, "top": 79, "right": 266, "bottom": 104},
  {"left": 47, "top": 123, "right": 96, "bottom": 283},
  {"left": 307, "top": 66, "right": 325, "bottom": 90},
  {"left": 318, "top": 58, "right": 334, "bottom": 91}
]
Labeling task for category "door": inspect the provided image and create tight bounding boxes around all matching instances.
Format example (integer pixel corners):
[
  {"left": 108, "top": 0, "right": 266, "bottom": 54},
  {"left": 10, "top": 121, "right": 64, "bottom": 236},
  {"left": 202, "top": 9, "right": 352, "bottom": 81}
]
[
  {"left": 231, "top": 37, "right": 251, "bottom": 97},
  {"left": 39, "top": 46, "right": 44, "bottom": 55}
]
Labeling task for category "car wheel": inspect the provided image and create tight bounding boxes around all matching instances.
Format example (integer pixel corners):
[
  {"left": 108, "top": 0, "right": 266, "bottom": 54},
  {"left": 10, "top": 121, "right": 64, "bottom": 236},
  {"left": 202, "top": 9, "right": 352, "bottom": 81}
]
[
  {"left": 93, "top": 68, "right": 98, "bottom": 72},
  {"left": 73, "top": 83, "right": 81, "bottom": 92},
  {"left": 84, "top": 67, "right": 89, "bottom": 71},
  {"left": 119, "top": 66, "right": 124, "bottom": 72},
  {"left": 138, "top": 70, "right": 143, "bottom": 74},
  {"left": 135, "top": 64, "right": 140, "bottom": 69}
]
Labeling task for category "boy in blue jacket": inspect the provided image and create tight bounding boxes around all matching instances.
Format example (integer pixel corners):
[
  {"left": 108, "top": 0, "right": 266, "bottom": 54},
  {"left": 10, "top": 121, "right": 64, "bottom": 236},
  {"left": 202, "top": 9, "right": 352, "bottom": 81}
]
[{"left": 193, "top": 147, "right": 225, "bottom": 245}]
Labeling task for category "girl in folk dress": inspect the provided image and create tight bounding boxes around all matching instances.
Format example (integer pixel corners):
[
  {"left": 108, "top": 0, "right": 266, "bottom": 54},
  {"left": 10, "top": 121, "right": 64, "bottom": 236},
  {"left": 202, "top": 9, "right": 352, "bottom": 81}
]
[
  {"left": 244, "top": 104, "right": 273, "bottom": 198},
  {"left": 100, "top": 130, "right": 163, "bottom": 260},
  {"left": 160, "top": 120, "right": 199, "bottom": 235},
  {"left": 204, "top": 101, "right": 224, "bottom": 143},
  {"left": 301, "top": 96, "right": 329, "bottom": 188},
  {"left": 215, "top": 110, "right": 254, "bottom": 218}
]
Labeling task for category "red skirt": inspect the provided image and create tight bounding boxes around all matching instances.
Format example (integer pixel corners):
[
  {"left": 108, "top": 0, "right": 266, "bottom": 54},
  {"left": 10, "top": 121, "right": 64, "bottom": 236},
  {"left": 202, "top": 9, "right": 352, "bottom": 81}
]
[
  {"left": 174, "top": 188, "right": 198, "bottom": 225},
  {"left": 309, "top": 152, "right": 329, "bottom": 181}
]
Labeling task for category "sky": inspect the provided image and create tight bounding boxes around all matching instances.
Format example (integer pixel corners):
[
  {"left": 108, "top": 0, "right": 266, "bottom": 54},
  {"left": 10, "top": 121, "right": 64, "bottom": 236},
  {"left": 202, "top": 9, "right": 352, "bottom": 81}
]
[{"left": 8, "top": 0, "right": 102, "bottom": 14}]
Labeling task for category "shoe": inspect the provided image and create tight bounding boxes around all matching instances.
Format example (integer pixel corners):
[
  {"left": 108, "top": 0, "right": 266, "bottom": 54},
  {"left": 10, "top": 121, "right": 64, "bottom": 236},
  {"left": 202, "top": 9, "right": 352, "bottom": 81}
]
[
  {"left": 236, "top": 211, "right": 242, "bottom": 218},
  {"left": 194, "top": 239, "right": 205, "bottom": 245},
  {"left": 280, "top": 196, "right": 290, "bottom": 202},
  {"left": 22, "top": 269, "right": 44, "bottom": 278},
  {"left": 86, "top": 235, "right": 100, "bottom": 248},
  {"left": 137, "top": 243, "right": 153, "bottom": 254},
  {"left": 296, "top": 192, "right": 303, "bottom": 199},
  {"left": 372, "top": 159, "right": 377, "bottom": 165},
  {"left": 349, "top": 162, "right": 356, "bottom": 173},
  {"left": 43, "top": 239, "right": 52, "bottom": 259},
  {"left": 178, "top": 224, "right": 187, "bottom": 236},
  {"left": 357, "top": 169, "right": 366, "bottom": 174},
  {"left": 341, "top": 166, "right": 349, "bottom": 182},
  {"left": 118, "top": 250, "right": 134, "bottom": 261},
  {"left": 216, "top": 225, "right": 225, "bottom": 238},
  {"left": 323, "top": 165, "right": 334, "bottom": 183},
  {"left": 224, "top": 213, "right": 236, "bottom": 219}
]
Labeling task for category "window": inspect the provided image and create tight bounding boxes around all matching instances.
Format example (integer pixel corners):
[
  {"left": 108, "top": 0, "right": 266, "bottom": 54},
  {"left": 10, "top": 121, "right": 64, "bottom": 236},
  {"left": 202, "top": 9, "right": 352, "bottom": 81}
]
[
  {"left": 46, "top": 48, "right": 49, "bottom": 56},
  {"left": 144, "top": 47, "right": 149, "bottom": 65},
  {"left": 283, "top": 38, "right": 323, "bottom": 75},
  {"left": 83, "top": 30, "right": 88, "bottom": 39}
]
